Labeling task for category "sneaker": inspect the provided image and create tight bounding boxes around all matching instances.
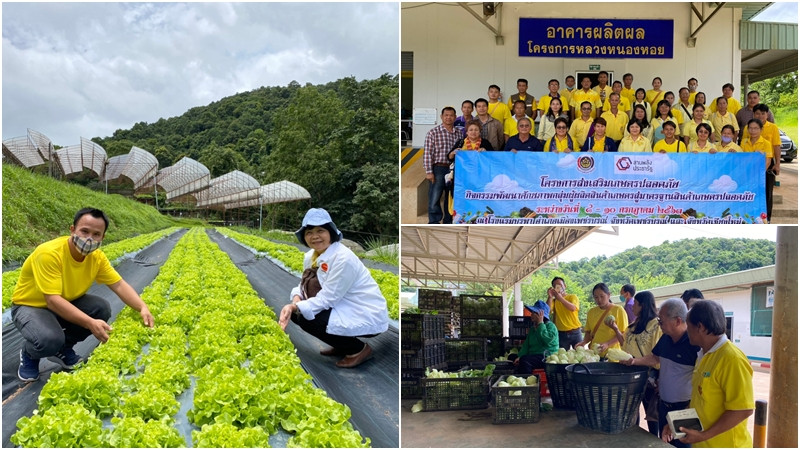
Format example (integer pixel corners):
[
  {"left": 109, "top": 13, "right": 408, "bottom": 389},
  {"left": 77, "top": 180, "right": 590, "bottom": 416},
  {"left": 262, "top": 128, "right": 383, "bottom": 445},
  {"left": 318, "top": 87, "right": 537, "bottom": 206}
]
[
  {"left": 18, "top": 349, "right": 40, "bottom": 382},
  {"left": 47, "top": 345, "right": 82, "bottom": 370}
]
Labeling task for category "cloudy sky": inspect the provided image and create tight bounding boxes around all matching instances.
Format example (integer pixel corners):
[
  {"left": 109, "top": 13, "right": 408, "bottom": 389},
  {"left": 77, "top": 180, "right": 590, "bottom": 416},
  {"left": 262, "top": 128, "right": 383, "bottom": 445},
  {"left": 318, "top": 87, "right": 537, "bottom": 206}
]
[{"left": 2, "top": 2, "right": 399, "bottom": 146}]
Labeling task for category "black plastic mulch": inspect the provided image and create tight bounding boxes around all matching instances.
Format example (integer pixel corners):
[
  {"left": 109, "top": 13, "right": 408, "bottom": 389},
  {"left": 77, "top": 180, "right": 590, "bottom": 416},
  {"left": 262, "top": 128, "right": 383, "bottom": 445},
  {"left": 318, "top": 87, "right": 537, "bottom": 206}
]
[{"left": 206, "top": 229, "right": 399, "bottom": 448}]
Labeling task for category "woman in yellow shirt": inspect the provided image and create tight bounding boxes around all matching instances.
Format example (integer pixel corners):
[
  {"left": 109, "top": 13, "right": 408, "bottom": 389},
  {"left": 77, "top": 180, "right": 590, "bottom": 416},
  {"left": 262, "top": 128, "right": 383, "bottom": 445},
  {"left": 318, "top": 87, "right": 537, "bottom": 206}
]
[
  {"left": 544, "top": 117, "right": 576, "bottom": 152},
  {"left": 578, "top": 283, "right": 628, "bottom": 356},
  {"left": 627, "top": 104, "right": 654, "bottom": 142},
  {"left": 645, "top": 77, "right": 666, "bottom": 111},
  {"left": 717, "top": 125, "right": 742, "bottom": 153},
  {"left": 631, "top": 88, "right": 653, "bottom": 123},
  {"left": 694, "top": 92, "right": 709, "bottom": 118},
  {"left": 688, "top": 123, "right": 717, "bottom": 153},
  {"left": 618, "top": 120, "right": 653, "bottom": 152},
  {"left": 709, "top": 97, "right": 739, "bottom": 143},
  {"left": 581, "top": 117, "right": 617, "bottom": 152},
  {"left": 683, "top": 104, "right": 714, "bottom": 145}
]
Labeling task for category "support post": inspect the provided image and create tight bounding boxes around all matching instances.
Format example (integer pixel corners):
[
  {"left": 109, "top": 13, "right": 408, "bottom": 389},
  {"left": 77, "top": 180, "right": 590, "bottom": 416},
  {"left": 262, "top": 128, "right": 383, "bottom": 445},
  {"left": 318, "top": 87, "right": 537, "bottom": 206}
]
[{"left": 767, "top": 226, "right": 798, "bottom": 447}]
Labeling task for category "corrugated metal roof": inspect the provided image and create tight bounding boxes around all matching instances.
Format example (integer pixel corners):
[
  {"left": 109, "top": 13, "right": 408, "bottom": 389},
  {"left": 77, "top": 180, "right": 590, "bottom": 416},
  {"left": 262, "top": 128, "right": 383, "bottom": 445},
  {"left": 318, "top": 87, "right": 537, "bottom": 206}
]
[
  {"left": 648, "top": 265, "right": 775, "bottom": 301},
  {"left": 725, "top": 2, "right": 774, "bottom": 21},
  {"left": 740, "top": 20, "right": 798, "bottom": 50}
]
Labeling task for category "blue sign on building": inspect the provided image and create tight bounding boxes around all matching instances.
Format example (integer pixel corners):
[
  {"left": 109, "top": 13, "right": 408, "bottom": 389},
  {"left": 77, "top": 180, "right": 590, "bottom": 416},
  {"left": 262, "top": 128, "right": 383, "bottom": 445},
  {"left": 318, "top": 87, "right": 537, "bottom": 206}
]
[{"left": 519, "top": 18, "right": 674, "bottom": 58}]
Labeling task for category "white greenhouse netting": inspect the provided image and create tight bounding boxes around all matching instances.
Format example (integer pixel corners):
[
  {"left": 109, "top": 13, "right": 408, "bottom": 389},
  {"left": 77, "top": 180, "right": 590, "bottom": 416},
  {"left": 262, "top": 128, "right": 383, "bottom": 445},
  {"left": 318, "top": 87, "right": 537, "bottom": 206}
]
[
  {"left": 54, "top": 137, "right": 107, "bottom": 177},
  {"left": 138, "top": 156, "right": 211, "bottom": 201},
  {"left": 27, "top": 129, "right": 54, "bottom": 161},
  {"left": 2, "top": 135, "right": 44, "bottom": 168},
  {"left": 195, "top": 170, "right": 261, "bottom": 210},
  {"left": 225, "top": 180, "right": 311, "bottom": 209},
  {"left": 104, "top": 146, "right": 159, "bottom": 189}
]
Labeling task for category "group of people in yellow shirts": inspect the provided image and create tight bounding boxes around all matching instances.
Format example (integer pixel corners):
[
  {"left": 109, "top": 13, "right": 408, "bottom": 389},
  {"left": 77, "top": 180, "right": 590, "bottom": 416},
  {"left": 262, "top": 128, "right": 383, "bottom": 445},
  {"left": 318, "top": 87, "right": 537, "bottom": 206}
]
[{"left": 450, "top": 74, "right": 782, "bottom": 221}]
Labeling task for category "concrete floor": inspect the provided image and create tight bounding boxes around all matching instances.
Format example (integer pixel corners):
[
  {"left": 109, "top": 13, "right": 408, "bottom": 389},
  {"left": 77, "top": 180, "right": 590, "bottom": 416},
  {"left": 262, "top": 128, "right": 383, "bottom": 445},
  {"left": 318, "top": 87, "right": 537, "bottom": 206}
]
[{"left": 400, "top": 366, "right": 774, "bottom": 448}]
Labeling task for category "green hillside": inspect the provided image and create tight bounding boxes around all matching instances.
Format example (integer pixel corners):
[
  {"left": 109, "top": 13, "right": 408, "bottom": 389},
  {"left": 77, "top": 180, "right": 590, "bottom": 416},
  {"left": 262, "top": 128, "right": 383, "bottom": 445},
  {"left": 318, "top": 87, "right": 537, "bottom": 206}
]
[{"left": 2, "top": 164, "right": 178, "bottom": 264}]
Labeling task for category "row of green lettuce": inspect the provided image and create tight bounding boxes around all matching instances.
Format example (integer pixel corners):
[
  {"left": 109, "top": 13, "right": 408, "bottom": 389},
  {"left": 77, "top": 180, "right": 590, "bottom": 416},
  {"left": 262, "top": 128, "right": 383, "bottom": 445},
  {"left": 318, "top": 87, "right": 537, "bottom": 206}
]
[
  {"left": 2, "top": 228, "right": 180, "bottom": 312},
  {"left": 216, "top": 228, "right": 399, "bottom": 320},
  {"left": 12, "top": 228, "right": 370, "bottom": 448}
]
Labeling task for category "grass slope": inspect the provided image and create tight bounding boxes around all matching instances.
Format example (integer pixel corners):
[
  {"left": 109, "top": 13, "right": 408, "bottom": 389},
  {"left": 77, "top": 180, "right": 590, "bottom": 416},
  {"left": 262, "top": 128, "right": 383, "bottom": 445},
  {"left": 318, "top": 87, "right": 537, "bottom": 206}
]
[{"left": 2, "top": 164, "right": 176, "bottom": 264}]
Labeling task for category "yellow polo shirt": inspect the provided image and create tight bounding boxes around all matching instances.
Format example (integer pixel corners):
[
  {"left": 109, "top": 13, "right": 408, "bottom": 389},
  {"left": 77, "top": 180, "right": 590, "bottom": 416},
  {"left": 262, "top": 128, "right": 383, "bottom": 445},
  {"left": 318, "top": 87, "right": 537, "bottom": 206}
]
[
  {"left": 688, "top": 140, "right": 717, "bottom": 153},
  {"left": 742, "top": 136, "right": 774, "bottom": 170},
  {"left": 569, "top": 117, "right": 594, "bottom": 148},
  {"left": 709, "top": 97, "right": 742, "bottom": 115},
  {"left": 618, "top": 135, "right": 653, "bottom": 152},
  {"left": 570, "top": 90, "right": 602, "bottom": 117},
  {"left": 688, "top": 91, "right": 698, "bottom": 105},
  {"left": 503, "top": 115, "right": 533, "bottom": 138},
  {"left": 645, "top": 89, "right": 666, "bottom": 109},
  {"left": 620, "top": 87, "right": 636, "bottom": 105},
  {"left": 12, "top": 236, "right": 121, "bottom": 308},
  {"left": 709, "top": 112, "right": 740, "bottom": 143},
  {"left": 549, "top": 293, "right": 582, "bottom": 332},
  {"left": 717, "top": 141, "right": 742, "bottom": 153},
  {"left": 653, "top": 139, "right": 687, "bottom": 153},
  {"left": 559, "top": 87, "right": 575, "bottom": 107},
  {"left": 544, "top": 135, "right": 574, "bottom": 152},
  {"left": 600, "top": 110, "right": 629, "bottom": 141},
  {"left": 682, "top": 120, "right": 715, "bottom": 144},
  {"left": 538, "top": 94, "right": 570, "bottom": 114},
  {"left": 488, "top": 101, "right": 512, "bottom": 128},
  {"left": 602, "top": 96, "right": 631, "bottom": 113},
  {"left": 584, "top": 304, "right": 628, "bottom": 356},
  {"left": 741, "top": 120, "right": 781, "bottom": 149},
  {"left": 690, "top": 340, "right": 754, "bottom": 448}
]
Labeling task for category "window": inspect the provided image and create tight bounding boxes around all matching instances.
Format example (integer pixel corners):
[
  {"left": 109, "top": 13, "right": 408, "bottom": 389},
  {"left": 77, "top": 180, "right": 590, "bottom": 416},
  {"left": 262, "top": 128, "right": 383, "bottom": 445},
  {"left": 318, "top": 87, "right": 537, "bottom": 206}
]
[{"left": 750, "top": 284, "right": 773, "bottom": 337}]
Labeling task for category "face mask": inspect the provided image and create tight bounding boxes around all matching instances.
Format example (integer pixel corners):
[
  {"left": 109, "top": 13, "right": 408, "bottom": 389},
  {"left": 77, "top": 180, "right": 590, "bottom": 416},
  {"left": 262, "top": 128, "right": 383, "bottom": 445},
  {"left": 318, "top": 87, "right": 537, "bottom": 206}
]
[
  {"left": 721, "top": 135, "right": 732, "bottom": 144},
  {"left": 72, "top": 234, "right": 102, "bottom": 255},
  {"left": 566, "top": 86, "right": 575, "bottom": 91},
  {"left": 619, "top": 295, "right": 626, "bottom": 302}
]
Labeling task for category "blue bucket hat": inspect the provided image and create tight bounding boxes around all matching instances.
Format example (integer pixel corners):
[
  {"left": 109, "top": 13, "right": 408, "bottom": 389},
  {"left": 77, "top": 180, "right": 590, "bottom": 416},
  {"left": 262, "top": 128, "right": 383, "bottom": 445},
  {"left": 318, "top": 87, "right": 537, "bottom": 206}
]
[
  {"left": 530, "top": 300, "right": 550, "bottom": 321},
  {"left": 295, "top": 208, "right": 343, "bottom": 247}
]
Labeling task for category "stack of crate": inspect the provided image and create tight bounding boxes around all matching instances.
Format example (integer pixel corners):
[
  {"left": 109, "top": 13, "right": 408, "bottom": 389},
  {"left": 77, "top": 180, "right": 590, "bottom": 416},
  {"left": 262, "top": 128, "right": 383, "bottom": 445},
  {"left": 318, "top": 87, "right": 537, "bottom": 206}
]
[
  {"left": 417, "top": 289, "right": 454, "bottom": 337},
  {"left": 401, "top": 313, "right": 446, "bottom": 398},
  {"left": 458, "top": 294, "right": 504, "bottom": 360}
]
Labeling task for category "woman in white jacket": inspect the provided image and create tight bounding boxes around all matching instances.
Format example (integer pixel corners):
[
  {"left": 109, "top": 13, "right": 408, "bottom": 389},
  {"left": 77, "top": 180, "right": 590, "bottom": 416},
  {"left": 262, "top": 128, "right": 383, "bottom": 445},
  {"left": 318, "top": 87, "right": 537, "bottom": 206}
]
[{"left": 278, "top": 208, "right": 389, "bottom": 368}]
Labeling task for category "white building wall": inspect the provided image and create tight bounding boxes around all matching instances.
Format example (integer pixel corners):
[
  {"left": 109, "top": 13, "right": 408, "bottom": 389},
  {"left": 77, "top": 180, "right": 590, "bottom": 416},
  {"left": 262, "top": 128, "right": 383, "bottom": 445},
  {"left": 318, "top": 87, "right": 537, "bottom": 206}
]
[
  {"left": 402, "top": 2, "right": 742, "bottom": 146},
  {"left": 703, "top": 289, "right": 772, "bottom": 361}
]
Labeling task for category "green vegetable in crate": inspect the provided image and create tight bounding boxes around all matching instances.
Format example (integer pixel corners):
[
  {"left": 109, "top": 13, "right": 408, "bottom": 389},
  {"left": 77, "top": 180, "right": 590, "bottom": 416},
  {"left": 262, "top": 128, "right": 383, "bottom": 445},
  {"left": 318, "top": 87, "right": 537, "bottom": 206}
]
[{"left": 411, "top": 401, "right": 423, "bottom": 413}]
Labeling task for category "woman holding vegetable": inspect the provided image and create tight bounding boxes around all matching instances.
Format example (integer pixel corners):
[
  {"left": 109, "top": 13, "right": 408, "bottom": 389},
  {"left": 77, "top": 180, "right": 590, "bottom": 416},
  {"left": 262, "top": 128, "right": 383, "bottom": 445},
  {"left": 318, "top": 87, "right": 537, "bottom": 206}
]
[
  {"left": 577, "top": 283, "right": 628, "bottom": 356},
  {"left": 609, "top": 291, "right": 662, "bottom": 436},
  {"left": 279, "top": 208, "right": 389, "bottom": 368},
  {"left": 514, "top": 300, "right": 558, "bottom": 374}
]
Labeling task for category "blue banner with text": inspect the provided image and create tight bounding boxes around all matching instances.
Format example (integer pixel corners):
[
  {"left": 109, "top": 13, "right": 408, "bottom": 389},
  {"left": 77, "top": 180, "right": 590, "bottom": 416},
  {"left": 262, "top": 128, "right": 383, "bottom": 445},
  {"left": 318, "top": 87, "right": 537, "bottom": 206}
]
[
  {"left": 453, "top": 152, "right": 766, "bottom": 224},
  {"left": 519, "top": 18, "right": 673, "bottom": 58}
]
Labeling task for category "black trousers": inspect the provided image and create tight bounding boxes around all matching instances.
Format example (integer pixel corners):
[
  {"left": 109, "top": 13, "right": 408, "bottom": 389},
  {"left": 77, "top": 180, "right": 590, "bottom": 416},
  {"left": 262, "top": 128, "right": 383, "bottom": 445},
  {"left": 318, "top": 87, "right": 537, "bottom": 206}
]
[
  {"left": 290, "top": 308, "right": 367, "bottom": 355},
  {"left": 766, "top": 171, "right": 775, "bottom": 222}
]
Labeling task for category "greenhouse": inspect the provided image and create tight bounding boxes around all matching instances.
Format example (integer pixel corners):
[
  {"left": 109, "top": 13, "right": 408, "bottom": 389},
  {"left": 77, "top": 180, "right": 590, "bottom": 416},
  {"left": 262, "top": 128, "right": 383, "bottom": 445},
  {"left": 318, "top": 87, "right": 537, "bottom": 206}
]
[
  {"left": 53, "top": 137, "right": 107, "bottom": 178},
  {"left": 139, "top": 156, "right": 211, "bottom": 202},
  {"left": 104, "top": 146, "right": 159, "bottom": 190}
]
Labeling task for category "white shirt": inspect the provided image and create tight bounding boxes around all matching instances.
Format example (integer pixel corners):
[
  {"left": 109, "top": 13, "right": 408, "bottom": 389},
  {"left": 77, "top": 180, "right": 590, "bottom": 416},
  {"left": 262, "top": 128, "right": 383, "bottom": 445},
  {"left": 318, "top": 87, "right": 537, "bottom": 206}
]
[{"left": 291, "top": 241, "right": 389, "bottom": 336}]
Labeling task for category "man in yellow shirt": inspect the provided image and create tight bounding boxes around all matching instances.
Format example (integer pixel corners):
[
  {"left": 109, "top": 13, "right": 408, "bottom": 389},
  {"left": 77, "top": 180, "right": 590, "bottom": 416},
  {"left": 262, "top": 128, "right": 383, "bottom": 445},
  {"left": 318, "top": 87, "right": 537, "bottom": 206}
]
[
  {"left": 507, "top": 78, "right": 535, "bottom": 118},
  {"left": 569, "top": 101, "right": 594, "bottom": 148},
  {"left": 593, "top": 71, "right": 613, "bottom": 106},
  {"left": 538, "top": 78, "right": 570, "bottom": 120},
  {"left": 673, "top": 301, "right": 754, "bottom": 448},
  {"left": 741, "top": 104, "right": 781, "bottom": 169},
  {"left": 546, "top": 277, "right": 583, "bottom": 349},
  {"left": 488, "top": 84, "right": 512, "bottom": 129},
  {"left": 601, "top": 93, "right": 629, "bottom": 143},
  {"left": 571, "top": 76, "right": 602, "bottom": 120},
  {"left": 559, "top": 75, "right": 576, "bottom": 107},
  {"left": 12, "top": 208, "right": 155, "bottom": 382},
  {"left": 603, "top": 81, "right": 631, "bottom": 113},
  {"left": 687, "top": 77, "right": 699, "bottom": 105},
  {"left": 709, "top": 83, "right": 742, "bottom": 115},
  {"left": 620, "top": 73, "right": 636, "bottom": 105}
]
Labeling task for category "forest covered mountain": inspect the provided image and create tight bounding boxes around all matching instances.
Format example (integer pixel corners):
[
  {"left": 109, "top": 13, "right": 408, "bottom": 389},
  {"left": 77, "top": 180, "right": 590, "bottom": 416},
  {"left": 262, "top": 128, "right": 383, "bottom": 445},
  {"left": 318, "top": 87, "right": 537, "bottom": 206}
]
[{"left": 92, "top": 74, "right": 399, "bottom": 238}]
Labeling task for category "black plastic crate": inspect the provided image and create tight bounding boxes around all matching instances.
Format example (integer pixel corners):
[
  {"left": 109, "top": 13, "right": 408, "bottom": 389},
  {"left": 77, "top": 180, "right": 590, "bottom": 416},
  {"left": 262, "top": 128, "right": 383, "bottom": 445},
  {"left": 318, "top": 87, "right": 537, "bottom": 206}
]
[
  {"left": 418, "top": 289, "right": 453, "bottom": 311},
  {"left": 459, "top": 295, "right": 503, "bottom": 319},
  {"left": 544, "top": 362, "right": 576, "bottom": 409},
  {"left": 491, "top": 375, "right": 541, "bottom": 424},
  {"left": 460, "top": 318, "right": 502, "bottom": 337},
  {"left": 445, "top": 338, "right": 487, "bottom": 369},
  {"left": 402, "top": 314, "right": 446, "bottom": 349},
  {"left": 508, "top": 316, "right": 533, "bottom": 339},
  {"left": 486, "top": 337, "right": 505, "bottom": 360},
  {"left": 401, "top": 342, "right": 447, "bottom": 370},
  {"left": 421, "top": 374, "right": 491, "bottom": 411},
  {"left": 401, "top": 369, "right": 425, "bottom": 399}
]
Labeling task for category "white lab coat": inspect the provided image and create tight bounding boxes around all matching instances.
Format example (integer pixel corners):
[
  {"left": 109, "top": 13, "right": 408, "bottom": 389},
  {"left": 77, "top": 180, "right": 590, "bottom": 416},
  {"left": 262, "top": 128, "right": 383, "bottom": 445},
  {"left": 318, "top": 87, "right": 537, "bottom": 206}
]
[{"left": 291, "top": 241, "right": 389, "bottom": 336}]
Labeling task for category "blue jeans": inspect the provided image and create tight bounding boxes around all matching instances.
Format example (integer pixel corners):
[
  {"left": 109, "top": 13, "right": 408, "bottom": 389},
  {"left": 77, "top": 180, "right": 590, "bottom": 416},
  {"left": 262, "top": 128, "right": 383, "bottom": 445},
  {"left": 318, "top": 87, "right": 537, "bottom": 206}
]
[
  {"left": 558, "top": 329, "right": 583, "bottom": 350},
  {"left": 658, "top": 398, "right": 691, "bottom": 447},
  {"left": 12, "top": 294, "right": 111, "bottom": 359},
  {"left": 428, "top": 165, "right": 452, "bottom": 224}
]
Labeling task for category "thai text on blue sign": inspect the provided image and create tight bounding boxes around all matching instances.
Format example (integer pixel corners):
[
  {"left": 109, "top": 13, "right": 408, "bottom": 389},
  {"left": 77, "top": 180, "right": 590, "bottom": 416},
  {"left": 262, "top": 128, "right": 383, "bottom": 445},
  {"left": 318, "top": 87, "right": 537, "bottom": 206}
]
[
  {"left": 519, "top": 18, "right": 674, "bottom": 58},
  {"left": 453, "top": 152, "right": 766, "bottom": 224}
]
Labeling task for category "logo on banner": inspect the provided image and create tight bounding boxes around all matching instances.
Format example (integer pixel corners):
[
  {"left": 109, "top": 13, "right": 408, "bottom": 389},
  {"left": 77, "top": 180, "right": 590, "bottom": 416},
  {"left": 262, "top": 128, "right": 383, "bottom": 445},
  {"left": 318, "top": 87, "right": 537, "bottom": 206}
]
[
  {"left": 615, "top": 155, "right": 655, "bottom": 174},
  {"left": 576, "top": 155, "right": 596, "bottom": 173}
]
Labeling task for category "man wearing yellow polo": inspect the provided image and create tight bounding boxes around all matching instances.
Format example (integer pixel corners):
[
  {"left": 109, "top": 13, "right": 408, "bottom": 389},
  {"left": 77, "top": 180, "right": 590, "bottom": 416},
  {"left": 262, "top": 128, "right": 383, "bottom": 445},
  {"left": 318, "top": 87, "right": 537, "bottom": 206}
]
[
  {"left": 571, "top": 76, "right": 602, "bottom": 120},
  {"left": 546, "top": 277, "right": 582, "bottom": 350},
  {"left": 674, "top": 301, "right": 754, "bottom": 448}
]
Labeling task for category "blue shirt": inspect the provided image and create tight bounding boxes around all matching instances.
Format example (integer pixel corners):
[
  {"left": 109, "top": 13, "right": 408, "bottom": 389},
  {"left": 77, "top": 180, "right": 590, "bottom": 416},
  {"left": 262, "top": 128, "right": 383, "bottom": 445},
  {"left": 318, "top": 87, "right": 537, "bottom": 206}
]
[
  {"left": 505, "top": 134, "right": 544, "bottom": 152},
  {"left": 652, "top": 331, "right": 700, "bottom": 403}
]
